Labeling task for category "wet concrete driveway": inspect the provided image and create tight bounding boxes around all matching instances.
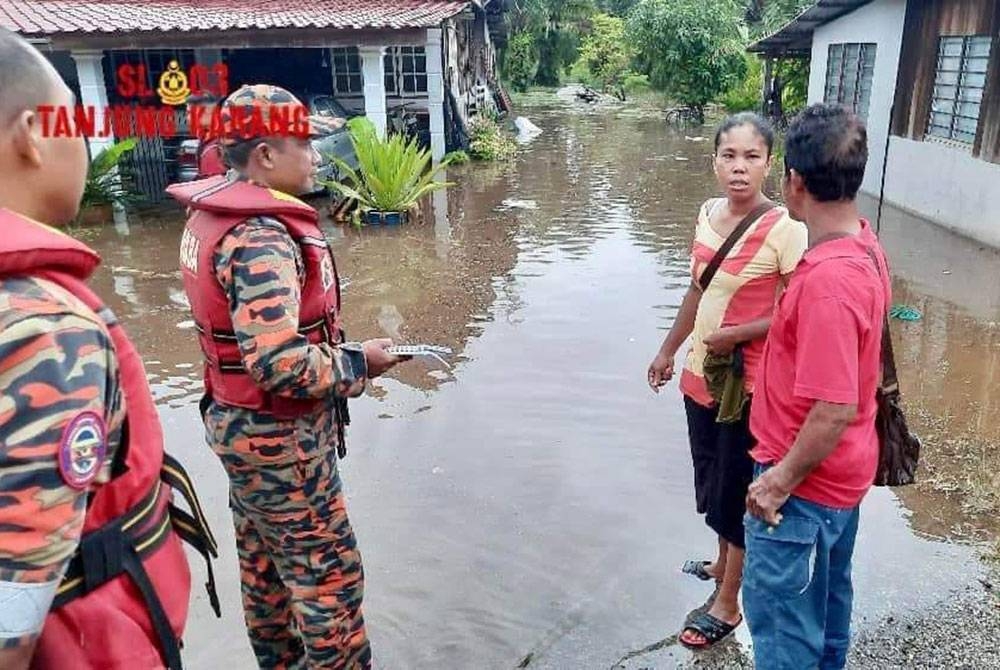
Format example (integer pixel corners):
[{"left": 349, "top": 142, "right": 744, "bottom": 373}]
[{"left": 72, "top": 95, "right": 993, "bottom": 669}]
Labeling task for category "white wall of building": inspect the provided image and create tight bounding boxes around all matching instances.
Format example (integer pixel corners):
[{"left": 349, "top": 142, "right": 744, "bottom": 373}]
[
  {"left": 807, "top": 0, "right": 907, "bottom": 196},
  {"left": 808, "top": 0, "right": 1000, "bottom": 247},
  {"left": 884, "top": 137, "right": 1000, "bottom": 247}
]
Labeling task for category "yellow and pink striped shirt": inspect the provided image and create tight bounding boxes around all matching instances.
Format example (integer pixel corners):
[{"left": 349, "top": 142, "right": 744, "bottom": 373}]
[{"left": 680, "top": 199, "right": 807, "bottom": 407}]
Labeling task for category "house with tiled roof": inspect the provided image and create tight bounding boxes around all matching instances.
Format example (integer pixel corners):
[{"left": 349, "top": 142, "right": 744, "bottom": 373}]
[{"left": 0, "top": 0, "right": 509, "bottom": 200}]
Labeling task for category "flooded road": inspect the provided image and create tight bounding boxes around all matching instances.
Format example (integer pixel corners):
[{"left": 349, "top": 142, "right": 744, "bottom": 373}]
[{"left": 73, "top": 94, "right": 991, "bottom": 669}]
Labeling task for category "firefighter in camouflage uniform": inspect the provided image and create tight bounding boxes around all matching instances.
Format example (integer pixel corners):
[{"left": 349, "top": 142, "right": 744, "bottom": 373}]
[
  {"left": 0, "top": 28, "right": 216, "bottom": 670},
  {"left": 168, "top": 85, "right": 405, "bottom": 670}
]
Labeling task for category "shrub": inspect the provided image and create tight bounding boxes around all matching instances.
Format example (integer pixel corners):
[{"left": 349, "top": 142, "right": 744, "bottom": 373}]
[
  {"left": 503, "top": 31, "right": 538, "bottom": 93},
  {"left": 629, "top": 0, "right": 747, "bottom": 115},
  {"left": 721, "top": 54, "right": 763, "bottom": 113},
  {"left": 623, "top": 73, "right": 651, "bottom": 96},
  {"left": 325, "top": 117, "right": 452, "bottom": 214},
  {"left": 443, "top": 150, "right": 470, "bottom": 165},
  {"left": 468, "top": 116, "right": 518, "bottom": 161},
  {"left": 573, "top": 14, "right": 634, "bottom": 94}
]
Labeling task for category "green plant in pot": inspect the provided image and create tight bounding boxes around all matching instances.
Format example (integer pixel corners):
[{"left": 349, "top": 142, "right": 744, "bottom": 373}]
[
  {"left": 325, "top": 118, "right": 452, "bottom": 226},
  {"left": 77, "top": 138, "right": 140, "bottom": 225}
]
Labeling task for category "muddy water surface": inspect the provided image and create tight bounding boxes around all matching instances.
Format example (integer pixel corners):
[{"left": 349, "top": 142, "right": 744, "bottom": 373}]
[{"left": 74, "top": 95, "right": 990, "bottom": 669}]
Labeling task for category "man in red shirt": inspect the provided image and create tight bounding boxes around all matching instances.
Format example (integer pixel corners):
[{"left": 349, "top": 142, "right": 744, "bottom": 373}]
[{"left": 742, "top": 104, "right": 891, "bottom": 670}]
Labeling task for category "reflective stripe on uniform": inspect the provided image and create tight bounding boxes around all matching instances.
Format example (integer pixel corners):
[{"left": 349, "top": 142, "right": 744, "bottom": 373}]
[{"left": 0, "top": 579, "right": 59, "bottom": 638}]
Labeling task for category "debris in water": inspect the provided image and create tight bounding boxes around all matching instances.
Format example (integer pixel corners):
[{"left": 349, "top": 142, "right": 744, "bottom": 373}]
[
  {"left": 890, "top": 305, "right": 922, "bottom": 321},
  {"left": 500, "top": 199, "right": 539, "bottom": 211},
  {"left": 674, "top": 156, "right": 690, "bottom": 162},
  {"left": 176, "top": 320, "right": 196, "bottom": 330},
  {"left": 514, "top": 117, "right": 543, "bottom": 144},
  {"left": 685, "top": 136, "right": 706, "bottom": 142}
]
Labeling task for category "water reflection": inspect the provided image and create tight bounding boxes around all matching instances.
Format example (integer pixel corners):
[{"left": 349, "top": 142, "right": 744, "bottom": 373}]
[
  {"left": 65, "top": 98, "right": 986, "bottom": 670},
  {"left": 860, "top": 194, "right": 1000, "bottom": 540}
]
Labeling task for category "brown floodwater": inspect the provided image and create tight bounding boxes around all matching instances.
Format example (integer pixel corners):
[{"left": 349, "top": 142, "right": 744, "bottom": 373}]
[{"left": 71, "top": 92, "right": 991, "bottom": 669}]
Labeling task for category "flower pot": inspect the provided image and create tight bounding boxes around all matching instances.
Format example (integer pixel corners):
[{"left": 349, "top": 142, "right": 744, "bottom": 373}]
[
  {"left": 76, "top": 203, "right": 114, "bottom": 226},
  {"left": 363, "top": 210, "right": 407, "bottom": 226}
]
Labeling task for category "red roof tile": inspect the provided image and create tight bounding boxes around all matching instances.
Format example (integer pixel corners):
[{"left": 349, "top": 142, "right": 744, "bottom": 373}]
[{"left": 0, "top": 0, "right": 470, "bottom": 35}]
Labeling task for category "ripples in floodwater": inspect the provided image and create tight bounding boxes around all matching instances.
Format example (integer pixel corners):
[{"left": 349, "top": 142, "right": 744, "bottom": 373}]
[{"left": 71, "top": 94, "right": 991, "bottom": 669}]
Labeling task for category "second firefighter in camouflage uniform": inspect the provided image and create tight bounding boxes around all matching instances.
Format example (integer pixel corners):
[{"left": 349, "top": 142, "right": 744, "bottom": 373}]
[{"left": 171, "top": 84, "right": 404, "bottom": 669}]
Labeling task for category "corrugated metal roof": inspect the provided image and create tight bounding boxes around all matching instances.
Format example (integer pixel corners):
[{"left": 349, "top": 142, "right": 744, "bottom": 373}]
[
  {"left": 0, "top": 0, "right": 470, "bottom": 36},
  {"left": 749, "top": 0, "right": 874, "bottom": 57}
]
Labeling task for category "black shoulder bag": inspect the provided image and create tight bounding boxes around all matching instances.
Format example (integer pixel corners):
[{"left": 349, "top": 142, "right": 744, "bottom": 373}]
[{"left": 866, "top": 248, "right": 921, "bottom": 486}]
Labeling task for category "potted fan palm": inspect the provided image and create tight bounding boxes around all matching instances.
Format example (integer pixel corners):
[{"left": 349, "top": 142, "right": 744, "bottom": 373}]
[
  {"left": 324, "top": 118, "right": 452, "bottom": 226},
  {"left": 77, "top": 138, "right": 139, "bottom": 225}
]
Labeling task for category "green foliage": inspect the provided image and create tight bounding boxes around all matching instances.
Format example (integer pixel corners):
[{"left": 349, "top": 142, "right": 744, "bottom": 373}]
[
  {"left": 721, "top": 53, "right": 763, "bottom": 112},
  {"left": 568, "top": 58, "right": 598, "bottom": 87},
  {"left": 629, "top": 0, "right": 747, "bottom": 113},
  {"left": 622, "top": 73, "right": 651, "bottom": 95},
  {"left": 443, "top": 150, "right": 471, "bottom": 165},
  {"left": 596, "top": 0, "right": 640, "bottom": 15},
  {"left": 573, "top": 13, "right": 634, "bottom": 94},
  {"left": 468, "top": 116, "right": 518, "bottom": 161},
  {"left": 505, "top": 0, "right": 596, "bottom": 87},
  {"left": 751, "top": 0, "right": 814, "bottom": 39},
  {"left": 776, "top": 58, "right": 809, "bottom": 115},
  {"left": 324, "top": 118, "right": 452, "bottom": 214},
  {"left": 80, "top": 138, "right": 139, "bottom": 210},
  {"left": 503, "top": 31, "right": 538, "bottom": 92}
]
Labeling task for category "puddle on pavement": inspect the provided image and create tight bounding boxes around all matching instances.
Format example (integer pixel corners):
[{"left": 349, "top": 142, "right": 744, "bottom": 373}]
[{"left": 71, "top": 95, "right": 987, "bottom": 669}]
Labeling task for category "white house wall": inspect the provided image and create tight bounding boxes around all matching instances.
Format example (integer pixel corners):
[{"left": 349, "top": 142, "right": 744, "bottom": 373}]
[
  {"left": 808, "top": 0, "right": 1000, "bottom": 247},
  {"left": 884, "top": 136, "right": 1000, "bottom": 246},
  {"left": 807, "top": 0, "right": 907, "bottom": 196}
]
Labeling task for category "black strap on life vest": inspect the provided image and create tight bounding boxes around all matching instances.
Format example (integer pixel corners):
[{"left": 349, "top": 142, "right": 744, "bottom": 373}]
[{"left": 53, "top": 454, "right": 219, "bottom": 670}]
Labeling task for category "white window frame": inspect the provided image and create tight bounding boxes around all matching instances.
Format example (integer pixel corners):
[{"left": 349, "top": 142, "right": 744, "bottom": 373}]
[
  {"left": 824, "top": 43, "right": 877, "bottom": 120},
  {"left": 384, "top": 46, "right": 428, "bottom": 97},
  {"left": 926, "top": 35, "right": 993, "bottom": 146},
  {"left": 330, "top": 47, "right": 363, "bottom": 96}
]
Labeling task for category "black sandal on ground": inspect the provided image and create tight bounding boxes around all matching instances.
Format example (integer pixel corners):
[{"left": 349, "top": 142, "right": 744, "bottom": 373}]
[
  {"left": 679, "top": 612, "right": 743, "bottom": 649},
  {"left": 681, "top": 559, "right": 717, "bottom": 582}
]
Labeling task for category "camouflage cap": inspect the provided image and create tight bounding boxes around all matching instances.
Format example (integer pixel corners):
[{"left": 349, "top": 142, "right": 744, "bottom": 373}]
[{"left": 218, "top": 84, "right": 345, "bottom": 145}]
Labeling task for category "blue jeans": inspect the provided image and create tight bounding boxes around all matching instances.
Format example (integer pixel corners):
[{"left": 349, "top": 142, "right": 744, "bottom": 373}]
[{"left": 742, "top": 465, "right": 860, "bottom": 670}]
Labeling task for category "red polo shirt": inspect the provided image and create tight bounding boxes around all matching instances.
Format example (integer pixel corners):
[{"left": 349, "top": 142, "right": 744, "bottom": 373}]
[{"left": 750, "top": 220, "right": 891, "bottom": 509}]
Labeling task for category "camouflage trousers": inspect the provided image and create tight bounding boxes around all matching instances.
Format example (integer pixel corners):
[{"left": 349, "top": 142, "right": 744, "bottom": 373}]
[{"left": 217, "top": 444, "right": 371, "bottom": 669}]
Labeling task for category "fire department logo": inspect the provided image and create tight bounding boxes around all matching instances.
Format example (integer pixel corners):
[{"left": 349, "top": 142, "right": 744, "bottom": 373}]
[
  {"left": 58, "top": 412, "right": 107, "bottom": 490},
  {"left": 158, "top": 60, "right": 191, "bottom": 106}
]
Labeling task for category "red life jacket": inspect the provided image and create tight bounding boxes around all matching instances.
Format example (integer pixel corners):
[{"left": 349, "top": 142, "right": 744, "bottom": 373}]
[
  {"left": 0, "top": 209, "right": 218, "bottom": 670},
  {"left": 167, "top": 176, "right": 346, "bottom": 423}
]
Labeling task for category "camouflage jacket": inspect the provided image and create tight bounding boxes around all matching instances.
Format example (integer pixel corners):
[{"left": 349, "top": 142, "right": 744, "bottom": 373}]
[
  {"left": 204, "top": 217, "right": 366, "bottom": 463},
  {"left": 0, "top": 276, "right": 125, "bottom": 648}
]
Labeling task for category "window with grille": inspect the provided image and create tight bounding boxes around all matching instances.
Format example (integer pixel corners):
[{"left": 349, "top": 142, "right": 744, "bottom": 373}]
[
  {"left": 330, "top": 47, "right": 363, "bottom": 96},
  {"left": 384, "top": 47, "right": 428, "bottom": 96},
  {"left": 824, "top": 43, "right": 877, "bottom": 119},
  {"left": 926, "top": 35, "right": 993, "bottom": 145}
]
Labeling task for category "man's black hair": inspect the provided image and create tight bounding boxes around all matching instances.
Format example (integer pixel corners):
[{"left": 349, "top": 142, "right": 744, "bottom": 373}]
[
  {"left": 714, "top": 111, "right": 776, "bottom": 157},
  {"left": 222, "top": 137, "right": 286, "bottom": 170},
  {"left": 784, "top": 104, "right": 868, "bottom": 202},
  {"left": 0, "top": 28, "right": 56, "bottom": 124}
]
